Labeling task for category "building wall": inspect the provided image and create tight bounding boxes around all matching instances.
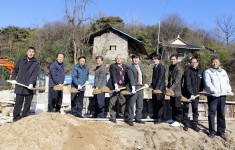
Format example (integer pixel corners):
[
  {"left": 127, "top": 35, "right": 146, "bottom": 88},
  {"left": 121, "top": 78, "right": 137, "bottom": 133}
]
[
  {"left": 93, "top": 32, "right": 128, "bottom": 60},
  {"left": 162, "top": 47, "right": 197, "bottom": 61}
]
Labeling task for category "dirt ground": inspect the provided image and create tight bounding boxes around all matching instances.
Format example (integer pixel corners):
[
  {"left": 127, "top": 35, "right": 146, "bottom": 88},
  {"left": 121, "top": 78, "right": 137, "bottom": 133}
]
[{"left": 0, "top": 113, "right": 234, "bottom": 150}]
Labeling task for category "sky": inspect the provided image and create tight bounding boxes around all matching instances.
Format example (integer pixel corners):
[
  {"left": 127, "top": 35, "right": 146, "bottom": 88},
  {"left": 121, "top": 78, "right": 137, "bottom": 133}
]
[{"left": 0, "top": 0, "right": 235, "bottom": 31}]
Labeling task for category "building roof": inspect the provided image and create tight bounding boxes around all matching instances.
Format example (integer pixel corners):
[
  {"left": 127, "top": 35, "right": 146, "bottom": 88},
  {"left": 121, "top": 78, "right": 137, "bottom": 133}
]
[
  {"left": 85, "top": 26, "right": 147, "bottom": 55},
  {"left": 162, "top": 35, "right": 206, "bottom": 50},
  {"left": 163, "top": 44, "right": 202, "bottom": 50}
]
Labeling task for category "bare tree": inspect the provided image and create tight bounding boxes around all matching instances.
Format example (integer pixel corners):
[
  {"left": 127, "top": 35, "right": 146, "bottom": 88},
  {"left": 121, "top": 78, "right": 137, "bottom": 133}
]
[
  {"left": 160, "top": 13, "right": 187, "bottom": 41},
  {"left": 216, "top": 15, "right": 235, "bottom": 45},
  {"left": 65, "top": 0, "right": 92, "bottom": 64}
]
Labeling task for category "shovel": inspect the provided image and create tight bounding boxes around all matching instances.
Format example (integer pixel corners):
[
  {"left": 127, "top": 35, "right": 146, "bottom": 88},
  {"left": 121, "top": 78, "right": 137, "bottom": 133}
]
[
  {"left": 121, "top": 84, "right": 148, "bottom": 95},
  {"left": 7, "top": 80, "right": 45, "bottom": 91},
  {"left": 53, "top": 84, "right": 64, "bottom": 91},
  {"left": 101, "top": 86, "right": 126, "bottom": 94},
  {"left": 70, "top": 82, "right": 89, "bottom": 93},
  {"left": 181, "top": 95, "right": 200, "bottom": 102},
  {"left": 199, "top": 91, "right": 234, "bottom": 97},
  {"left": 165, "top": 89, "right": 174, "bottom": 96}
]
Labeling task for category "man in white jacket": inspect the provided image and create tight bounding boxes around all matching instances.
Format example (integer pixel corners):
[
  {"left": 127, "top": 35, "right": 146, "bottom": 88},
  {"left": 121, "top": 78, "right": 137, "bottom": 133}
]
[{"left": 204, "top": 57, "right": 232, "bottom": 140}]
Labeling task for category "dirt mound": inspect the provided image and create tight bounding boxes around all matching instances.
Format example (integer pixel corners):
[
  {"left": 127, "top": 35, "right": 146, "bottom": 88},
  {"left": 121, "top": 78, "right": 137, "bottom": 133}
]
[
  {"left": 0, "top": 113, "right": 120, "bottom": 150},
  {"left": 0, "top": 113, "right": 234, "bottom": 150}
]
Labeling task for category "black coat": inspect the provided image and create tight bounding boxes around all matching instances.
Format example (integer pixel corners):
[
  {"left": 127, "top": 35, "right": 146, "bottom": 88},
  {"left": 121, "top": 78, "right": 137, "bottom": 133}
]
[
  {"left": 151, "top": 63, "right": 166, "bottom": 92},
  {"left": 11, "top": 56, "right": 40, "bottom": 95},
  {"left": 182, "top": 67, "right": 204, "bottom": 98},
  {"left": 106, "top": 63, "right": 128, "bottom": 90}
]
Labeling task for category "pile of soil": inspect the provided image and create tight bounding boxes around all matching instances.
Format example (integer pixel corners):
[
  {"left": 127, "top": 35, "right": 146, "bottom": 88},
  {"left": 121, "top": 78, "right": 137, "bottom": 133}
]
[
  {"left": 0, "top": 113, "right": 234, "bottom": 150},
  {"left": 0, "top": 113, "right": 121, "bottom": 150}
]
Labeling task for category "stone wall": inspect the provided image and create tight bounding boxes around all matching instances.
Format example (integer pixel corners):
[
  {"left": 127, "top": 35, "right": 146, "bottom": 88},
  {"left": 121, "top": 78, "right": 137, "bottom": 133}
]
[{"left": 93, "top": 32, "right": 128, "bottom": 60}]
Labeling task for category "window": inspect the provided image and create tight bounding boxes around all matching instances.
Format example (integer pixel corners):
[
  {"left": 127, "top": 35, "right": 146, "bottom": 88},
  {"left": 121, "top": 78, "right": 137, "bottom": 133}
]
[
  {"left": 177, "top": 51, "right": 185, "bottom": 58},
  {"left": 109, "top": 45, "right": 116, "bottom": 50}
]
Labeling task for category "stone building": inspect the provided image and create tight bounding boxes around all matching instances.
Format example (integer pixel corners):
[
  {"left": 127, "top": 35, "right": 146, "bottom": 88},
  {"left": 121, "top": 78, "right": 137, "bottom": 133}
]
[{"left": 86, "top": 27, "right": 147, "bottom": 61}]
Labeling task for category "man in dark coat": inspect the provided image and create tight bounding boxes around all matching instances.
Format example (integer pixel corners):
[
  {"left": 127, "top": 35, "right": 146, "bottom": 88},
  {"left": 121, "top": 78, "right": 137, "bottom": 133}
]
[
  {"left": 10, "top": 47, "right": 40, "bottom": 121},
  {"left": 107, "top": 54, "right": 128, "bottom": 123},
  {"left": 150, "top": 54, "right": 166, "bottom": 124},
  {"left": 125, "top": 53, "right": 146, "bottom": 126},
  {"left": 48, "top": 53, "right": 66, "bottom": 113},
  {"left": 167, "top": 54, "right": 183, "bottom": 127},
  {"left": 182, "top": 57, "right": 203, "bottom": 132}
]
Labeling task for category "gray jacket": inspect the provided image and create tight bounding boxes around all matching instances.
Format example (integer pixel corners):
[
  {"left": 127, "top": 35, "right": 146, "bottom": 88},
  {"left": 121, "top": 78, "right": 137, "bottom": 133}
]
[
  {"left": 127, "top": 64, "right": 145, "bottom": 92},
  {"left": 167, "top": 64, "right": 183, "bottom": 97},
  {"left": 94, "top": 64, "right": 107, "bottom": 89}
]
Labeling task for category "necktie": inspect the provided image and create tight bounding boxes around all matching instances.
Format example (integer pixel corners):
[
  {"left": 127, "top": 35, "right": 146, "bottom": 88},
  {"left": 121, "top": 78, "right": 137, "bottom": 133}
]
[
  {"left": 136, "top": 65, "right": 142, "bottom": 85},
  {"left": 118, "top": 64, "right": 124, "bottom": 85}
]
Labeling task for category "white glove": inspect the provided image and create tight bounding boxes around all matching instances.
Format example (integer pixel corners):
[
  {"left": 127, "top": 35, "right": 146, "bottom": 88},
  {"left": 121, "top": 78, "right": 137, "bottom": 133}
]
[
  {"left": 59, "top": 84, "right": 63, "bottom": 86},
  {"left": 215, "top": 93, "right": 220, "bottom": 97},
  {"left": 131, "top": 86, "right": 136, "bottom": 94},
  {"left": 85, "top": 81, "right": 90, "bottom": 85},
  {"left": 63, "top": 81, "right": 67, "bottom": 84},
  {"left": 77, "top": 84, "right": 82, "bottom": 90},
  {"left": 114, "top": 83, "right": 120, "bottom": 91},
  {"left": 11, "top": 80, "right": 17, "bottom": 84},
  {"left": 144, "top": 84, "right": 149, "bottom": 89},
  {"left": 190, "top": 95, "right": 195, "bottom": 100},
  {"left": 28, "top": 84, "right": 33, "bottom": 90}
]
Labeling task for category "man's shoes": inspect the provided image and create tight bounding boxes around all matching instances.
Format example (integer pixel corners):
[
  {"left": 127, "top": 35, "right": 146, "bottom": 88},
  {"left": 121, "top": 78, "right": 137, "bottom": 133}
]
[
  {"left": 183, "top": 126, "right": 188, "bottom": 131},
  {"left": 170, "top": 121, "right": 181, "bottom": 127},
  {"left": 76, "top": 114, "right": 84, "bottom": 118},
  {"left": 154, "top": 119, "right": 163, "bottom": 124},
  {"left": 219, "top": 134, "right": 227, "bottom": 141},
  {"left": 192, "top": 126, "right": 200, "bottom": 132},
  {"left": 109, "top": 118, "right": 117, "bottom": 123},
  {"left": 135, "top": 120, "right": 145, "bottom": 124},
  {"left": 208, "top": 133, "right": 215, "bottom": 138},
  {"left": 125, "top": 121, "right": 134, "bottom": 126},
  {"left": 55, "top": 110, "right": 61, "bottom": 113},
  {"left": 166, "top": 119, "right": 174, "bottom": 124},
  {"left": 13, "top": 117, "right": 22, "bottom": 122}
]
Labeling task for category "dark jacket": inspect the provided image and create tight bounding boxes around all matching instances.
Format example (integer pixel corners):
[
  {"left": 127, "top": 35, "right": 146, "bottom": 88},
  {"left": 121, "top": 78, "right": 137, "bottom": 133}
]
[
  {"left": 71, "top": 64, "right": 89, "bottom": 91},
  {"left": 49, "top": 60, "right": 65, "bottom": 88},
  {"left": 106, "top": 63, "right": 128, "bottom": 90},
  {"left": 167, "top": 64, "right": 183, "bottom": 97},
  {"left": 94, "top": 64, "right": 107, "bottom": 89},
  {"left": 126, "top": 64, "right": 145, "bottom": 92},
  {"left": 182, "top": 67, "right": 204, "bottom": 98},
  {"left": 151, "top": 63, "right": 166, "bottom": 92},
  {"left": 11, "top": 56, "right": 40, "bottom": 95}
]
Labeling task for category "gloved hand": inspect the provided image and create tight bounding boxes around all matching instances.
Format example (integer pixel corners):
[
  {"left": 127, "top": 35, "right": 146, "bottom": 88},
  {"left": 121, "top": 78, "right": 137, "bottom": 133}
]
[
  {"left": 63, "top": 81, "right": 67, "bottom": 84},
  {"left": 77, "top": 84, "right": 82, "bottom": 90},
  {"left": 144, "top": 84, "right": 149, "bottom": 89},
  {"left": 11, "top": 80, "right": 17, "bottom": 84},
  {"left": 28, "top": 84, "right": 33, "bottom": 90},
  {"left": 190, "top": 95, "right": 195, "bottom": 100},
  {"left": 59, "top": 84, "right": 63, "bottom": 86},
  {"left": 215, "top": 93, "right": 220, "bottom": 97},
  {"left": 114, "top": 83, "right": 120, "bottom": 92},
  {"left": 131, "top": 86, "right": 136, "bottom": 94},
  {"left": 85, "top": 81, "right": 90, "bottom": 85}
]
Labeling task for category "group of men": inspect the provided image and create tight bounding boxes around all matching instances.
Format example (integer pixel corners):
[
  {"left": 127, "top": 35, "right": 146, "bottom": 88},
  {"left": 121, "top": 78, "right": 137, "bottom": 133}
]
[{"left": 10, "top": 47, "right": 232, "bottom": 140}]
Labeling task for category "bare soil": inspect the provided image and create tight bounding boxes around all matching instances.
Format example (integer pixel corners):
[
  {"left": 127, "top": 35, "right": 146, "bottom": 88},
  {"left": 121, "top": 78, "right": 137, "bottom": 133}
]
[{"left": 0, "top": 113, "right": 234, "bottom": 150}]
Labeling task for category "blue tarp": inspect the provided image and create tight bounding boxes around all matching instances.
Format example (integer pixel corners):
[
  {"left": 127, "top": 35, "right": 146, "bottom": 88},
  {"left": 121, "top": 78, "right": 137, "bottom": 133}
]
[{"left": 64, "top": 74, "right": 110, "bottom": 85}]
